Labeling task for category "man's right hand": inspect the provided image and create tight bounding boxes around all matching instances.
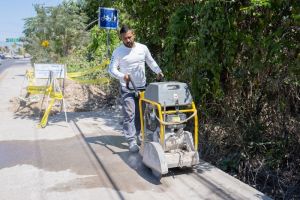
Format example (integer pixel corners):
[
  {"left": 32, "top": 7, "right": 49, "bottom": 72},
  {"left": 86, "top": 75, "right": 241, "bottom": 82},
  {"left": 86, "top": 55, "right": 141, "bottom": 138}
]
[{"left": 124, "top": 74, "right": 130, "bottom": 83}]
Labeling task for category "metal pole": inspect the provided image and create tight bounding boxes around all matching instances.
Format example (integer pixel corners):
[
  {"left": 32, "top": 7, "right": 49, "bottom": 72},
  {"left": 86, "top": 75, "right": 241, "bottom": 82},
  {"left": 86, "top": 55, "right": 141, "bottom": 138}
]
[
  {"left": 85, "top": 19, "right": 99, "bottom": 31},
  {"left": 106, "top": 29, "right": 110, "bottom": 58}
]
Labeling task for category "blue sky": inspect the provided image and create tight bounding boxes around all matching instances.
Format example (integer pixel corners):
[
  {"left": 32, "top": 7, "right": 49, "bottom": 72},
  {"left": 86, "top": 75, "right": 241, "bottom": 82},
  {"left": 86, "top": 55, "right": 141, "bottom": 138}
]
[{"left": 0, "top": 0, "right": 63, "bottom": 42}]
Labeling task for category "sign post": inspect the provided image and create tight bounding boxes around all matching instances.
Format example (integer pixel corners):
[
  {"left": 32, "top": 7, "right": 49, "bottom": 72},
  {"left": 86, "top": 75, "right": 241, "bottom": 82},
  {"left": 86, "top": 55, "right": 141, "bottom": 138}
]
[{"left": 99, "top": 7, "right": 118, "bottom": 58}]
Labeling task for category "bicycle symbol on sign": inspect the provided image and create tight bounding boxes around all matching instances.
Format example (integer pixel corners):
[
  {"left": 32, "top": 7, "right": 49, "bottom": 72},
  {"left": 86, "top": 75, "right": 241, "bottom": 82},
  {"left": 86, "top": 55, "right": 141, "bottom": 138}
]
[{"left": 101, "top": 15, "right": 117, "bottom": 22}]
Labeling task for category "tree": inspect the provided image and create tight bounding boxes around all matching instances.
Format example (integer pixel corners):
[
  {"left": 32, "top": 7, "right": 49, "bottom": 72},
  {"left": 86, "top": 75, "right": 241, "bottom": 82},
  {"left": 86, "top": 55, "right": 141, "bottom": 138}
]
[{"left": 23, "top": 1, "right": 89, "bottom": 62}]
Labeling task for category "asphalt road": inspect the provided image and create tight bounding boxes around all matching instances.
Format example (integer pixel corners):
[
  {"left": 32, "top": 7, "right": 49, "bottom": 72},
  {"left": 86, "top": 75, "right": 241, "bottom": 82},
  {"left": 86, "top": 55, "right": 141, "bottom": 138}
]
[
  {"left": 0, "top": 59, "right": 272, "bottom": 200},
  {"left": 0, "top": 59, "right": 32, "bottom": 78}
]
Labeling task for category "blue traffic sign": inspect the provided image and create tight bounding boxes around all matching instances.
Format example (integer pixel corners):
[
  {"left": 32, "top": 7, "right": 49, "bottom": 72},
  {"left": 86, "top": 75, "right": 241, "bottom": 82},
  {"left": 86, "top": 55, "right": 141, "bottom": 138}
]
[{"left": 99, "top": 7, "right": 118, "bottom": 29}]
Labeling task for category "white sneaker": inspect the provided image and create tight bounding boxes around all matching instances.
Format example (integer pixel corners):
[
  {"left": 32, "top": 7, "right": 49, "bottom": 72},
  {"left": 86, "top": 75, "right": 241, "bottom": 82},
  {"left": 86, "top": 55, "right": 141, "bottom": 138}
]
[{"left": 129, "top": 140, "right": 139, "bottom": 153}]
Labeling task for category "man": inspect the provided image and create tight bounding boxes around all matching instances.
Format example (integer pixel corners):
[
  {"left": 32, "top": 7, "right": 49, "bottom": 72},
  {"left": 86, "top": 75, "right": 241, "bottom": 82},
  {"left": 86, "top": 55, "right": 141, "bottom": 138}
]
[{"left": 108, "top": 25, "right": 164, "bottom": 153}]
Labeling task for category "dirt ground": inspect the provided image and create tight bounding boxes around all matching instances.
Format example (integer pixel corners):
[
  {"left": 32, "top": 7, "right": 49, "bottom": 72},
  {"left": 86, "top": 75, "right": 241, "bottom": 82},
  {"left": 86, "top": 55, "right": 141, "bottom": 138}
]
[{"left": 11, "top": 79, "right": 118, "bottom": 117}]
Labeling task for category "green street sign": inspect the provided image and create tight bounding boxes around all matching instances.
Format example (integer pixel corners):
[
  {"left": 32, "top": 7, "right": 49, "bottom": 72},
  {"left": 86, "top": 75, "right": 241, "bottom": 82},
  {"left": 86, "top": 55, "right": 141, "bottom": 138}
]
[{"left": 6, "top": 38, "right": 20, "bottom": 43}]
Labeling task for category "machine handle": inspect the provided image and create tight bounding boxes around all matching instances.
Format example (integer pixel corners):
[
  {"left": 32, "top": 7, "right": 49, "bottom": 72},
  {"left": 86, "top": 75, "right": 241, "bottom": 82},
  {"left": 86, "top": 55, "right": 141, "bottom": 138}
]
[{"left": 126, "top": 75, "right": 139, "bottom": 98}]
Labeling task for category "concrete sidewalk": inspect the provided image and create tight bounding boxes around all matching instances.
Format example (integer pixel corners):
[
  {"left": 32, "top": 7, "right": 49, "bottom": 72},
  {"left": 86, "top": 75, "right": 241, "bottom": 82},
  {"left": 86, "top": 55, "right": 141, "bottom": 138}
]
[
  {"left": 0, "top": 60, "right": 272, "bottom": 200},
  {"left": 69, "top": 110, "right": 272, "bottom": 200}
]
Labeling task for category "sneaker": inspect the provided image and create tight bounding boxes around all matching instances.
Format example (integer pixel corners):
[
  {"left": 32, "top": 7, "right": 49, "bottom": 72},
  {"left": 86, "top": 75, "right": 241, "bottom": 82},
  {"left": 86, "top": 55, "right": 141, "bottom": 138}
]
[
  {"left": 129, "top": 140, "right": 139, "bottom": 153},
  {"left": 136, "top": 135, "right": 142, "bottom": 146}
]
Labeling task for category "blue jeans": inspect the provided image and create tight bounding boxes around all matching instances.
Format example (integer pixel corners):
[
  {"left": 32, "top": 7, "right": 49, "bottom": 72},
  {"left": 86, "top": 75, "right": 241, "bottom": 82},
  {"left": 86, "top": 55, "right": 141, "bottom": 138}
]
[{"left": 120, "top": 86, "right": 141, "bottom": 142}]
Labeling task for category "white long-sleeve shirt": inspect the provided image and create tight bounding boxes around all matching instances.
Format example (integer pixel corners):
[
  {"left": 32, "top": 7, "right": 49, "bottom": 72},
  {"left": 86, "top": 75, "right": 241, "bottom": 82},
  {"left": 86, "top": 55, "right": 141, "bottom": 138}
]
[{"left": 108, "top": 42, "right": 162, "bottom": 88}]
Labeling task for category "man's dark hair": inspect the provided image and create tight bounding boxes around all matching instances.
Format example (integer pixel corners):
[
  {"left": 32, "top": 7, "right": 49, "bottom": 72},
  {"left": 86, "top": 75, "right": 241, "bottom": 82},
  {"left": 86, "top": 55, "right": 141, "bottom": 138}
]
[{"left": 120, "top": 25, "right": 132, "bottom": 34}]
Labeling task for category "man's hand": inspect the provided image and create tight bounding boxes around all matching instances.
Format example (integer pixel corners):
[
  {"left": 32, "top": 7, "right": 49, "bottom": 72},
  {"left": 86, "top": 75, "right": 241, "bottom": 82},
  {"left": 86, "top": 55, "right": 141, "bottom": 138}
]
[
  {"left": 124, "top": 74, "right": 130, "bottom": 83},
  {"left": 156, "top": 72, "right": 164, "bottom": 81}
]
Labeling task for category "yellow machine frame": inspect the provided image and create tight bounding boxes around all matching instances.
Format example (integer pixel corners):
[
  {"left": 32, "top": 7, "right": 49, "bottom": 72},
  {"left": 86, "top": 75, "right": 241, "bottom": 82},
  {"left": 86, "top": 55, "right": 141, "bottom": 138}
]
[{"left": 138, "top": 91, "right": 198, "bottom": 151}]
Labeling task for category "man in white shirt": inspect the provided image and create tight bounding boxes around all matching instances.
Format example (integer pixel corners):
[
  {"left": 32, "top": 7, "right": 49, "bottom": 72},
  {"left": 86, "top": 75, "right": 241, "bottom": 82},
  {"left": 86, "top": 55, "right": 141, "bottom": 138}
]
[{"left": 108, "top": 25, "right": 164, "bottom": 153}]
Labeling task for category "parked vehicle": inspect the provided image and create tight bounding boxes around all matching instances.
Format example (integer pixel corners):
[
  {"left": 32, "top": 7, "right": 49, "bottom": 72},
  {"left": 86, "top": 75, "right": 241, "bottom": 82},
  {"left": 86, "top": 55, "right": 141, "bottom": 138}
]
[
  {"left": 3, "top": 54, "right": 12, "bottom": 59},
  {"left": 24, "top": 53, "right": 31, "bottom": 58},
  {"left": 13, "top": 54, "right": 24, "bottom": 59}
]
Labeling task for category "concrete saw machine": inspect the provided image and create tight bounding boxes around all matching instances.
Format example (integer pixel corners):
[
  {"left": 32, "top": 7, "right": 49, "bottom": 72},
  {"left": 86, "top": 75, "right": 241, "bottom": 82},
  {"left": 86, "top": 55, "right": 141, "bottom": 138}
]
[{"left": 128, "top": 78, "right": 199, "bottom": 178}]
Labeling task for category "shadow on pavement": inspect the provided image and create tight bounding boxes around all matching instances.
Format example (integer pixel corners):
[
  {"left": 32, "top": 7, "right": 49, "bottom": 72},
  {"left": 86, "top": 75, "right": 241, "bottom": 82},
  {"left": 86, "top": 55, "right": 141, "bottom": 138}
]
[
  {"left": 82, "top": 133, "right": 161, "bottom": 185},
  {"left": 65, "top": 110, "right": 213, "bottom": 184}
]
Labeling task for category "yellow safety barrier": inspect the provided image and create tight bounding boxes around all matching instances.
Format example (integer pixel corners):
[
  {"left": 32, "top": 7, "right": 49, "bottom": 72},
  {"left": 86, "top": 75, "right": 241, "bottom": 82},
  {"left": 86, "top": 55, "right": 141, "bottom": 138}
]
[
  {"left": 67, "top": 77, "right": 110, "bottom": 85},
  {"left": 23, "top": 59, "right": 110, "bottom": 128},
  {"left": 66, "top": 59, "right": 110, "bottom": 85},
  {"left": 25, "top": 69, "right": 35, "bottom": 86},
  {"left": 27, "top": 86, "right": 51, "bottom": 94},
  {"left": 38, "top": 90, "right": 63, "bottom": 128},
  {"left": 27, "top": 85, "right": 63, "bottom": 99},
  {"left": 67, "top": 59, "right": 110, "bottom": 78},
  {"left": 27, "top": 84, "right": 64, "bottom": 128},
  {"left": 25, "top": 59, "right": 110, "bottom": 86},
  {"left": 39, "top": 98, "right": 55, "bottom": 128},
  {"left": 26, "top": 84, "right": 63, "bottom": 128}
]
